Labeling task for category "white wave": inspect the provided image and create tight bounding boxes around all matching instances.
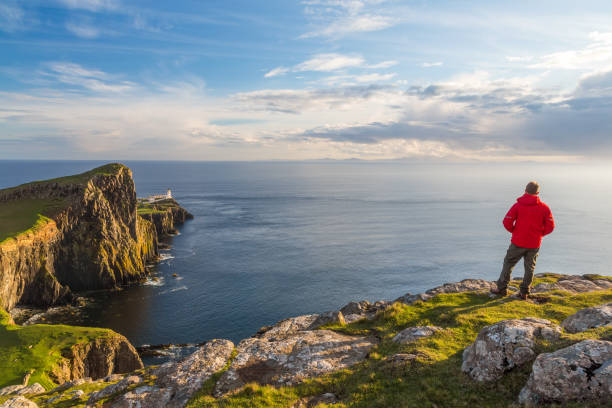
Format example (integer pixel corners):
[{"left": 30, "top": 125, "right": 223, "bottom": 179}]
[
  {"left": 143, "top": 277, "right": 165, "bottom": 286},
  {"left": 160, "top": 285, "right": 188, "bottom": 295},
  {"left": 159, "top": 253, "right": 175, "bottom": 261}
]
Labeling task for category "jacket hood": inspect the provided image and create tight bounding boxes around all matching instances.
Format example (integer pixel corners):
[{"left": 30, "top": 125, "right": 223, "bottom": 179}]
[{"left": 517, "top": 193, "right": 540, "bottom": 206}]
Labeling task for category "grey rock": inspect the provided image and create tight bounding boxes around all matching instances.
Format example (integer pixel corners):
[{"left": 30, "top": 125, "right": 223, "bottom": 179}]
[
  {"left": 343, "top": 313, "right": 366, "bottom": 324},
  {"left": 308, "top": 310, "right": 345, "bottom": 329},
  {"left": 393, "top": 293, "right": 432, "bottom": 305},
  {"left": 340, "top": 301, "right": 371, "bottom": 316},
  {"left": 561, "top": 303, "right": 612, "bottom": 333},
  {"left": 214, "top": 329, "right": 378, "bottom": 396},
  {"left": 518, "top": 339, "right": 612, "bottom": 405},
  {"left": 461, "top": 317, "right": 561, "bottom": 382},
  {"left": 0, "top": 396, "right": 39, "bottom": 408},
  {"left": 49, "top": 377, "right": 91, "bottom": 394},
  {"left": 112, "top": 339, "right": 234, "bottom": 408},
  {"left": 392, "top": 326, "right": 441, "bottom": 344},
  {"left": 532, "top": 275, "right": 612, "bottom": 294},
  {"left": 69, "top": 389, "right": 85, "bottom": 400},
  {"left": 255, "top": 315, "right": 319, "bottom": 339},
  {"left": 15, "top": 383, "right": 44, "bottom": 395},
  {"left": 87, "top": 375, "right": 142, "bottom": 404},
  {"left": 109, "top": 386, "right": 171, "bottom": 408},
  {"left": 426, "top": 279, "right": 497, "bottom": 296},
  {"left": 0, "top": 385, "right": 25, "bottom": 396}
]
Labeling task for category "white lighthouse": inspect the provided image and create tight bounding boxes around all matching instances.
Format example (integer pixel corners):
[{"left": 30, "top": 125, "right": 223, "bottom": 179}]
[{"left": 166, "top": 189, "right": 172, "bottom": 199}]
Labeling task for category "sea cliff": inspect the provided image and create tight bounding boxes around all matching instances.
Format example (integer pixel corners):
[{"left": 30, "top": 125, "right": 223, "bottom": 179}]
[{"left": 0, "top": 163, "right": 192, "bottom": 311}]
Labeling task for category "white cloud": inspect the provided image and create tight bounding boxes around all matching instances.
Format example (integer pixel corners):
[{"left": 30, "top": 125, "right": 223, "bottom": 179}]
[
  {"left": 300, "top": 0, "right": 396, "bottom": 38},
  {"left": 57, "top": 0, "right": 119, "bottom": 11},
  {"left": 295, "top": 53, "right": 364, "bottom": 71},
  {"left": 264, "top": 53, "right": 365, "bottom": 78},
  {"left": 264, "top": 67, "right": 290, "bottom": 78},
  {"left": 65, "top": 22, "right": 100, "bottom": 38},
  {"left": 422, "top": 62, "right": 443, "bottom": 68},
  {"left": 367, "top": 60, "right": 397, "bottom": 69},
  {"left": 529, "top": 31, "right": 612, "bottom": 70}
]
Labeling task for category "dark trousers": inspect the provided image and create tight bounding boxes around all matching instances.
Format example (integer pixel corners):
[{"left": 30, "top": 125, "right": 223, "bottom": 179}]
[{"left": 497, "top": 243, "right": 539, "bottom": 294}]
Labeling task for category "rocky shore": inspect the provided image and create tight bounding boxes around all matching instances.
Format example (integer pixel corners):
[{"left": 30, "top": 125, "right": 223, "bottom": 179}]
[
  {"left": 1, "top": 273, "right": 609, "bottom": 407},
  {"left": 0, "top": 164, "right": 193, "bottom": 404}
]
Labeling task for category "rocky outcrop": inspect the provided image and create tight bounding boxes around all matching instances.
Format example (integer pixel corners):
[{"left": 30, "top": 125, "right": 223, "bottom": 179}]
[
  {"left": 214, "top": 330, "right": 377, "bottom": 396},
  {"left": 138, "top": 199, "right": 193, "bottom": 238},
  {"left": 51, "top": 333, "right": 143, "bottom": 384},
  {"left": 392, "top": 326, "right": 442, "bottom": 344},
  {"left": 88, "top": 375, "right": 142, "bottom": 404},
  {"left": 462, "top": 318, "right": 561, "bottom": 382},
  {"left": 394, "top": 279, "right": 497, "bottom": 305},
  {"left": 0, "top": 164, "right": 160, "bottom": 310},
  {"left": 531, "top": 275, "right": 612, "bottom": 294},
  {"left": 561, "top": 303, "right": 612, "bottom": 333},
  {"left": 110, "top": 339, "right": 234, "bottom": 408},
  {"left": 518, "top": 339, "right": 612, "bottom": 405},
  {"left": 0, "top": 396, "right": 39, "bottom": 408}
]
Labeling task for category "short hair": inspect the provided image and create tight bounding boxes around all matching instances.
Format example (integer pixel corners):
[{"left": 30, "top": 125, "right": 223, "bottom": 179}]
[{"left": 526, "top": 181, "right": 540, "bottom": 195}]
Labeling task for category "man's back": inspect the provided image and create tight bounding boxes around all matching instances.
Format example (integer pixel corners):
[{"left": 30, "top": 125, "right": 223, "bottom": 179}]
[{"left": 503, "top": 193, "right": 554, "bottom": 249}]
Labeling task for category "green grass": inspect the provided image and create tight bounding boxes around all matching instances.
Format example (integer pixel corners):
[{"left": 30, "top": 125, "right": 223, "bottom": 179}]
[
  {"left": 0, "top": 306, "right": 115, "bottom": 390},
  {"left": 0, "top": 163, "right": 126, "bottom": 243},
  {"left": 1, "top": 164, "right": 126, "bottom": 194},
  {"left": 137, "top": 198, "right": 180, "bottom": 215},
  {"left": 0, "top": 198, "right": 67, "bottom": 243},
  {"left": 194, "top": 286, "right": 612, "bottom": 408}
]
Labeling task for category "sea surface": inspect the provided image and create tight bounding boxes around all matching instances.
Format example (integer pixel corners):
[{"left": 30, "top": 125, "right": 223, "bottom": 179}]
[{"left": 2, "top": 160, "right": 611, "bottom": 357}]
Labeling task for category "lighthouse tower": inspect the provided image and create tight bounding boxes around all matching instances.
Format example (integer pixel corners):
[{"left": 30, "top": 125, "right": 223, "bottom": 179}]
[{"left": 166, "top": 188, "right": 172, "bottom": 199}]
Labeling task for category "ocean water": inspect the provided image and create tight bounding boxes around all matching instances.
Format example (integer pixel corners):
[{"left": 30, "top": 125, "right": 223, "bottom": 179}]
[{"left": 1, "top": 160, "right": 612, "bottom": 351}]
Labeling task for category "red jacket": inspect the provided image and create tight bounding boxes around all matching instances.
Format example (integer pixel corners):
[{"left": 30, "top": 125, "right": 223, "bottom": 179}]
[{"left": 503, "top": 193, "right": 554, "bottom": 249}]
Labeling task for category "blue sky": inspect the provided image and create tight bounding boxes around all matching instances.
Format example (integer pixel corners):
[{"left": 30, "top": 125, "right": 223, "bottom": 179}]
[{"left": 2, "top": 0, "right": 612, "bottom": 160}]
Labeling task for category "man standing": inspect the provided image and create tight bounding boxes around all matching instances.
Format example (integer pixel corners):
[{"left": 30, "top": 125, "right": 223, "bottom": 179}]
[{"left": 491, "top": 181, "right": 555, "bottom": 299}]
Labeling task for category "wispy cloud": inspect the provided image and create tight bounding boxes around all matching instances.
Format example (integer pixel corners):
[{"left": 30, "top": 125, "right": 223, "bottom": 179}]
[
  {"left": 42, "top": 62, "right": 134, "bottom": 93},
  {"left": 57, "top": 0, "right": 119, "bottom": 12},
  {"left": 265, "top": 53, "right": 369, "bottom": 78},
  {"left": 65, "top": 21, "right": 100, "bottom": 38},
  {"left": 0, "top": 2, "right": 25, "bottom": 32},
  {"left": 300, "top": 0, "right": 396, "bottom": 39},
  {"left": 422, "top": 62, "right": 443, "bottom": 68}
]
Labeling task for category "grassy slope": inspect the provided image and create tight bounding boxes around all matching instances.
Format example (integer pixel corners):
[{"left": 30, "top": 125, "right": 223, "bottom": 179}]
[
  {"left": 187, "top": 277, "right": 612, "bottom": 408},
  {"left": 137, "top": 198, "right": 180, "bottom": 215},
  {"left": 0, "top": 164, "right": 125, "bottom": 244},
  {"left": 0, "top": 306, "right": 115, "bottom": 391}
]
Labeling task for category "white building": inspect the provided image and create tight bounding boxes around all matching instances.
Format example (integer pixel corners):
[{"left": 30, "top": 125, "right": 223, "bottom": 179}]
[{"left": 146, "top": 188, "right": 172, "bottom": 203}]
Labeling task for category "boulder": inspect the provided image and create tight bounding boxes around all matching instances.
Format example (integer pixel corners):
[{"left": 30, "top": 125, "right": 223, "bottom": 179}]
[
  {"left": 0, "top": 386, "right": 25, "bottom": 396},
  {"left": 0, "top": 397, "right": 39, "bottom": 408},
  {"left": 111, "top": 339, "right": 234, "bottom": 408},
  {"left": 393, "top": 293, "right": 432, "bottom": 305},
  {"left": 87, "top": 375, "right": 142, "bottom": 404},
  {"left": 392, "top": 326, "right": 441, "bottom": 344},
  {"left": 426, "top": 279, "right": 497, "bottom": 296},
  {"left": 15, "top": 384, "right": 44, "bottom": 395},
  {"left": 561, "top": 303, "right": 612, "bottom": 333},
  {"left": 462, "top": 317, "right": 561, "bottom": 382},
  {"left": 518, "top": 339, "right": 612, "bottom": 405},
  {"left": 255, "top": 315, "right": 319, "bottom": 339},
  {"left": 214, "top": 329, "right": 378, "bottom": 396},
  {"left": 338, "top": 300, "right": 389, "bottom": 323},
  {"left": 308, "top": 311, "right": 345, "bottom": 329},
  {"left": 532, "top": 275, "right": 612, "bottom": 294}
]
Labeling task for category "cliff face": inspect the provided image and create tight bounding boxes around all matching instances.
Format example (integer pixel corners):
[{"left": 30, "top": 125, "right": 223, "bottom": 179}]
[
  {"left": 51, "top": 334, "right": 144, "bottom": 383},
  {"left": 138, "top": 198, "right": 194, "bottom": 238},
  {"left": 0, "top": 164, "right": 159, "bottom": 310}
]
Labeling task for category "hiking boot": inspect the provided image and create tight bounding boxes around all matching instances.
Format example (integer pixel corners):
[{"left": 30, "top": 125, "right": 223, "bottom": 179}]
[
  {"left": 490, "top": 287, "right": 507, "bottom": 296},
  {"left": 518, "top": 292, "right": 529, "bottom": 300}
]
